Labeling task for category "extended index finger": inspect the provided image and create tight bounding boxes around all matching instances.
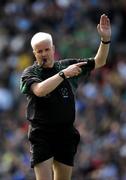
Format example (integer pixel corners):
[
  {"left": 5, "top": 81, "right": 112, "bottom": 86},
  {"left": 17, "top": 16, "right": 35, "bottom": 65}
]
[{"left": 76, "top": 62, "right": 87, "bottom": 67}]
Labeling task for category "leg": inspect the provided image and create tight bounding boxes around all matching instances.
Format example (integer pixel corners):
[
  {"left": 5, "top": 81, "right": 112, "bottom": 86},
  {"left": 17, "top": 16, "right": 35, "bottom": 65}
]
[
  {"left": 52, "top": 127, "right": 80, "bottom": 180},
  {"left": 53, "top": 160, "right": 73, "bottom": 180},
  {"left": 34, "top": 158, "right": 53, "bottom": 180}
]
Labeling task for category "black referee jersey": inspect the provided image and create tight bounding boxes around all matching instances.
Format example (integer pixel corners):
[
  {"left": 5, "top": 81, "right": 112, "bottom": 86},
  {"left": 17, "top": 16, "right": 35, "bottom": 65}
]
[{"left": 20, "top": 58, "right": 95, "bottom": 127}]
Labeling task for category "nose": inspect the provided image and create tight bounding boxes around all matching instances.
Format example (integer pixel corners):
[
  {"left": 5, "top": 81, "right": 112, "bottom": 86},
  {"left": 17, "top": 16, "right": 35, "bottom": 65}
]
[{"left": 41, "top": 50, "right": 47, "bottom": 56}]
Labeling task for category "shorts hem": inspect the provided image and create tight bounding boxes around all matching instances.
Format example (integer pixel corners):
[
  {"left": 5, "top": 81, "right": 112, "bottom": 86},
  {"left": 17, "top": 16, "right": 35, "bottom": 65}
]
[{"left": 31, "top": 155, "right": 53, "bottom": 168}]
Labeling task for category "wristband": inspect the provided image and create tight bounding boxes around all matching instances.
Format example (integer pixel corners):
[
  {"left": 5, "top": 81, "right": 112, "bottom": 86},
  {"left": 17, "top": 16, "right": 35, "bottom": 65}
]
[{"left": 101, "top": 40, "right": 111, "bottom": 44}]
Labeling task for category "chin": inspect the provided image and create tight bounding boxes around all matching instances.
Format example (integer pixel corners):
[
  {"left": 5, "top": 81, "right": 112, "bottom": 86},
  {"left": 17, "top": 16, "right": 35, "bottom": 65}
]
[
  {"left": 48, "top": 62, "right": 54, "bottom": 68},
  {"left": 43, "top": 64, "right": 52, "bottom": 68}
]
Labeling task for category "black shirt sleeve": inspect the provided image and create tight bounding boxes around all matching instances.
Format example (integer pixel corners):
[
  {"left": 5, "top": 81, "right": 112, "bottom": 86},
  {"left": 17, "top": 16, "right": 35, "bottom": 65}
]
[
  {"left": 80, "top": 58, "right": 95, "bottom": 73},
  {"left": 59, "top": 58, "right": 95, "bottom": 72},
  {"left": 20, "top": 66, "right": 41, "bottom": 95},
  {"left": 61, "top": 58, "right": 95, "bottom": 92}
]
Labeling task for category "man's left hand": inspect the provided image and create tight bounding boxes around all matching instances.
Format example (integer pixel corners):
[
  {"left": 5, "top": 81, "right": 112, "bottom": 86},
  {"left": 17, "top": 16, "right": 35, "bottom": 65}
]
[{"left": 97, "top": 14, "right": 111, "bottom": 41}]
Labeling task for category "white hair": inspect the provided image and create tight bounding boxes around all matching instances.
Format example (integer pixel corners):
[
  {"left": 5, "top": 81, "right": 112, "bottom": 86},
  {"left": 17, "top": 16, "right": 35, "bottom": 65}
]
[{"left": 31, "top": 32, "right": 53, "bottom": 49}]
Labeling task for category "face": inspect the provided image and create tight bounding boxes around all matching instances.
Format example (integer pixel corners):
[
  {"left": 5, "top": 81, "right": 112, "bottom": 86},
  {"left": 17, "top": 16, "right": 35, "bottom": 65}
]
[{"left": 33, "top": 40, "right": 55, "bottom": 68}]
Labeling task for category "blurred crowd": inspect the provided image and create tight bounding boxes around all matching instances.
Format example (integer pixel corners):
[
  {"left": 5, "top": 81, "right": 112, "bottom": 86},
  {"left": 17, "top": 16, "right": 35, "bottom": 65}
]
[{"left": 0, "top": 0, "right": 126, "bottom": 179}]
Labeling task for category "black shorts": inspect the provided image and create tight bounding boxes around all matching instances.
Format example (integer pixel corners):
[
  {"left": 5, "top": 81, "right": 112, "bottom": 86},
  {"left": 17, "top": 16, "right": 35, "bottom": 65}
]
[{"left": 28, "top": 124, "right": 80, "bottom": 168}]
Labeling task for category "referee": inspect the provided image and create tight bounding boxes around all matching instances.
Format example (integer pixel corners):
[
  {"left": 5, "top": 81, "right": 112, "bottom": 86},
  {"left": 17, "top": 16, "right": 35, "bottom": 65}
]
[{"left": 20, "top": 14, "right": 111, "bottom": 180}]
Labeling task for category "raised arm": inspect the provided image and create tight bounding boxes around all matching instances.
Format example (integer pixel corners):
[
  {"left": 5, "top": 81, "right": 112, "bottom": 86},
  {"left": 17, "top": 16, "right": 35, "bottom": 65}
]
[{"left": 94, "top": 14, "right": 111, "bottom": 68}]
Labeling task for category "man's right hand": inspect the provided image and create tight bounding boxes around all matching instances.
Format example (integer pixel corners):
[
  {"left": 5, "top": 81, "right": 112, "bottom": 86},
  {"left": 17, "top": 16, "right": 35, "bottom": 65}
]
[{"left": 63, "top": 62, "right": 87, "bottom": 78}]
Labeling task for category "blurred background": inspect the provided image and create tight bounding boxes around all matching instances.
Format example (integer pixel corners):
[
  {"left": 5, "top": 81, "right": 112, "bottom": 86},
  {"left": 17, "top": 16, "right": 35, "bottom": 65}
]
[{"left": 0, "top": 0, "right": 126, "bottom": 179}]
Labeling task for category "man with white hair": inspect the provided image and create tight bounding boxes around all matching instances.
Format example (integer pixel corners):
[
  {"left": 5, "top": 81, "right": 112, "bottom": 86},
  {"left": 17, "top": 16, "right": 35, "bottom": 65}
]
[{"left": 20, "top": 14, "right": 111, "bottom": 180}]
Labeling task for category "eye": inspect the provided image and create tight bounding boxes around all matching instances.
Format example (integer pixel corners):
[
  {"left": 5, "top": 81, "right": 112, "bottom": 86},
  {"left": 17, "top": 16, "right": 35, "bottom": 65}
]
[
  {"left": 45, "top": 48, "right": 50, "bottom": 52},
  {"left": 37, "top": 50, "right": 43, "bottom": 54}
]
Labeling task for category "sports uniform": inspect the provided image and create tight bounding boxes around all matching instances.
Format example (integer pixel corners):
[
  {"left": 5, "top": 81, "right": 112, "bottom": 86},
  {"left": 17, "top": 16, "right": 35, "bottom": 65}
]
[{"left": 20, "top": 58, "right": 95, "bottom": 168}]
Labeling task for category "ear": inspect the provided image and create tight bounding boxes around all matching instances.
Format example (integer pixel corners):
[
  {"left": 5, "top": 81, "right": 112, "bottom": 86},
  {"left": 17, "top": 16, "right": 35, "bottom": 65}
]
[{"left": 33, "top": 50, "right": 36, "bottom": 56}]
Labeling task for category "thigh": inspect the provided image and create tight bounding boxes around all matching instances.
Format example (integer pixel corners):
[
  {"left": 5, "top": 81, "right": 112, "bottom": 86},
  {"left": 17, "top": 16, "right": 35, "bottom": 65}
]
[
  {"left": 54, "top": 127, "right": 80, "bottom": 166},
  {"left": 53, "top": 160, "right": 73, "bottom": 180},
  {"left": 29, "top": 139, "right": 53, "bottom": 168},
  {"left": 28, "top": 126, "right": 53, "bottom": 168},
  {"left": 34, "top": 158, "right": 53, "bottom": 180}
]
